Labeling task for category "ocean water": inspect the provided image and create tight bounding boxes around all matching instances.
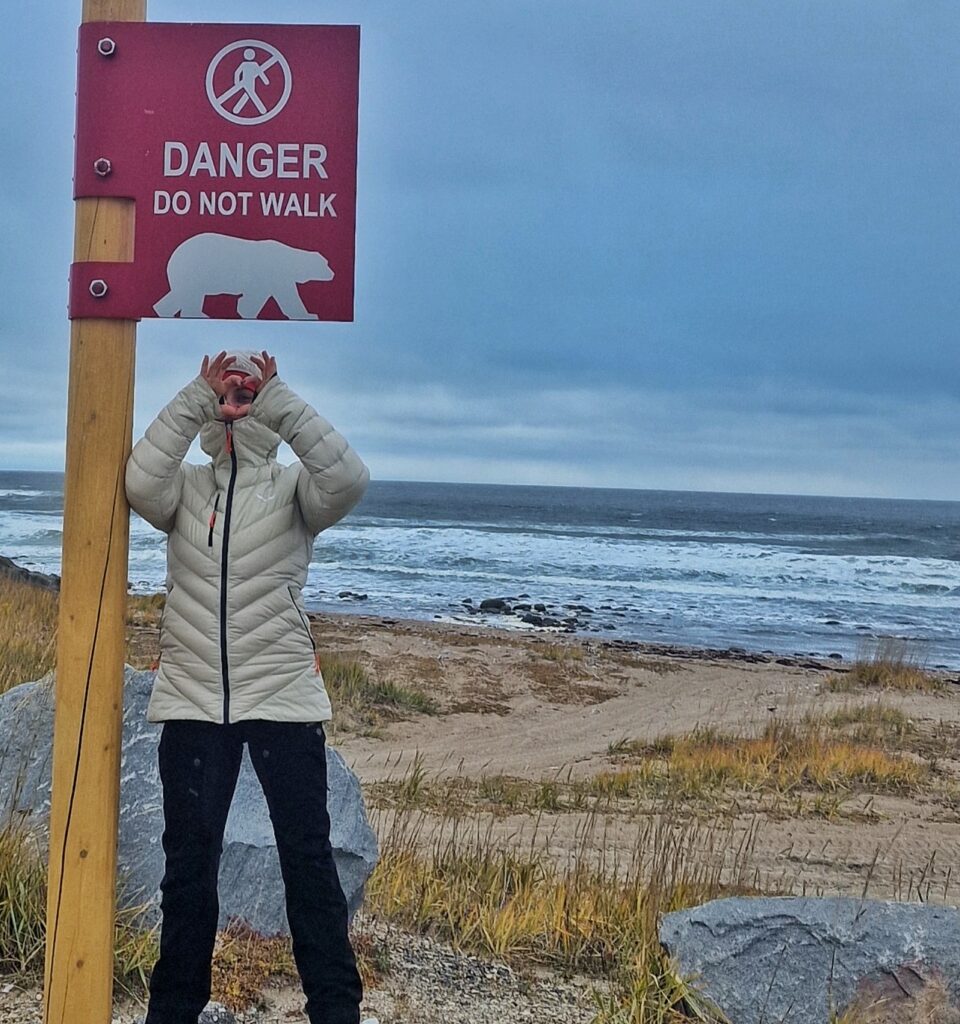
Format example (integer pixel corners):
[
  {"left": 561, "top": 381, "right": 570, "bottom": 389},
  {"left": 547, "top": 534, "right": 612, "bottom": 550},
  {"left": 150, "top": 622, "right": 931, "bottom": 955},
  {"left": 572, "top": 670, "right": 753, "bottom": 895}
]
[{"left": 3, "top": 470, "right": 960, "bottom": 667}]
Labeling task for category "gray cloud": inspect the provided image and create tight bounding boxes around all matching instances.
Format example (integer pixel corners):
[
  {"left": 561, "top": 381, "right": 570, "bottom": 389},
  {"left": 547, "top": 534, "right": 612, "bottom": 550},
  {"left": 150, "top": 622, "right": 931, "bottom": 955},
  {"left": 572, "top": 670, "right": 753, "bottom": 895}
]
[{"left": 3, "top": 1, "right": 960, "bottom": 498}]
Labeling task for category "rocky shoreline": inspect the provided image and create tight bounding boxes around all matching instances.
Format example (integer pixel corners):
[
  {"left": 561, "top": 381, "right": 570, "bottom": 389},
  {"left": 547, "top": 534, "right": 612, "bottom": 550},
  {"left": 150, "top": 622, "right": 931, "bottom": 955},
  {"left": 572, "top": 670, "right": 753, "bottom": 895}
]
[
  {"left": 332, "top": 588, "right": 635, "bottom": 634},
  {"left": 339, "top": 587, "right": 854, "bottom": 668}
]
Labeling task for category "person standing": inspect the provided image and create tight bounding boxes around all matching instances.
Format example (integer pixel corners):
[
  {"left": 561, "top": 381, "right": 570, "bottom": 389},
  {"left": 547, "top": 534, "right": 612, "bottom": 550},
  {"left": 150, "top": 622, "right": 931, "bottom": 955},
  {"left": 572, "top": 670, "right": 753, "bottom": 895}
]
[{"left": 126, "top": 350, "right": 378, "bottom": 1024}]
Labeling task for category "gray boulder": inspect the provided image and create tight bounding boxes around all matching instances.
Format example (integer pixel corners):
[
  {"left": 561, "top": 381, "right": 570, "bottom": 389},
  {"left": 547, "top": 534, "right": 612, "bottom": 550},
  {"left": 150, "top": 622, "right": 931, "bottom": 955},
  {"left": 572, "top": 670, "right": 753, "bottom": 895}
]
[
  {"left": 0, "top": 554, "right": 59, "bottom": 591},
  {"left": 0, "top": 668, "right": 378, "bottom": 934},
  {"left": 660, "top": 896, "right": 960, "bottom": 1023}
]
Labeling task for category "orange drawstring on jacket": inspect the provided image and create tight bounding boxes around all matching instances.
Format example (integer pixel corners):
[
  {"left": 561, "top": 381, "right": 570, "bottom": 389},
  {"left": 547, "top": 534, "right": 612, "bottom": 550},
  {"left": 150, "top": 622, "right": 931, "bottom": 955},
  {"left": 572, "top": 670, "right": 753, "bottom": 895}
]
[{"left": 207, "top": 494, "right": 220, "bottom": 547}]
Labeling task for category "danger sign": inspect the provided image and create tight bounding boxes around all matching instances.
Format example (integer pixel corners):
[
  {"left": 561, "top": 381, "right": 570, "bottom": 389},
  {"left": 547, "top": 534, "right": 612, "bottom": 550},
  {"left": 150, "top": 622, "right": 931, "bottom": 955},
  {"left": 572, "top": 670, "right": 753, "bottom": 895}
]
[{"left": 71, "top": 23, "right": 360, "bottom": 321}]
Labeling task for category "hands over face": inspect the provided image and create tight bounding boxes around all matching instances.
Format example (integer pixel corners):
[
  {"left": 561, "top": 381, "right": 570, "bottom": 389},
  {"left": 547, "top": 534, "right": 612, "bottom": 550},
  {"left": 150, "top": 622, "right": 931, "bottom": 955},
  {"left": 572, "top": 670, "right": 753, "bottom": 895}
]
[{"left": 201, "top": 350, "right": 278, "bottom": 421}]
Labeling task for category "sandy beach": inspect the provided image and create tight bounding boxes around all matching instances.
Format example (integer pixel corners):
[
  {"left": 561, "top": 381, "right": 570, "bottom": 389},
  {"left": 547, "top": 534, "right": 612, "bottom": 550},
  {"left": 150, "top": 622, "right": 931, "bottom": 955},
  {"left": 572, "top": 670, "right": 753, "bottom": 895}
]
[{"left": 310, "top": 613, "right": 960, "bottom": 901}]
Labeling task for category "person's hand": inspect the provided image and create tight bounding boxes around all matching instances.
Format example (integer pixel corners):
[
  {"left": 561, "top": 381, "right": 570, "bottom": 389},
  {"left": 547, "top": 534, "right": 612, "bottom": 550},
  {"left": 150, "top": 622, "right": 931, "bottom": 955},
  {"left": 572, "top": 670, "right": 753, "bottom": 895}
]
[
  {"left": 201, "top": 351, "right": 257, "bottom": 421},
  {"left": 251, "top": 350, "right": 278, "bottom": 384},
  {"left": 200, "top": 351, "right": 236, "bottom": 399}
]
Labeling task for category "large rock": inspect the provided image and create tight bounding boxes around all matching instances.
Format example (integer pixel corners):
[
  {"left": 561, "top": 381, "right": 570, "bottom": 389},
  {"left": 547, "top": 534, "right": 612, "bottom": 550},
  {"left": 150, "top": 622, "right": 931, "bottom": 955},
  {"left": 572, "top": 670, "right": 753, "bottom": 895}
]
[
  {"left": 0, "top": 668, "right": 378, "bottom": 933},
  {"left": 660, "top": 897, "right": 960, "bottom": 1024},
  {"left": 0, "top": 555, "right": 59, "bottom": 591}
]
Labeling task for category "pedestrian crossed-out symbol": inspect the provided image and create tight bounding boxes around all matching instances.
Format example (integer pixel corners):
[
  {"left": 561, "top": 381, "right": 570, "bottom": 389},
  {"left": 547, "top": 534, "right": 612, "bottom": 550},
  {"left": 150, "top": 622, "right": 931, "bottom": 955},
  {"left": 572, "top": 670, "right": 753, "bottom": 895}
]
[{"left": 205, "top": 39, "right": 292, "bottom": 125}]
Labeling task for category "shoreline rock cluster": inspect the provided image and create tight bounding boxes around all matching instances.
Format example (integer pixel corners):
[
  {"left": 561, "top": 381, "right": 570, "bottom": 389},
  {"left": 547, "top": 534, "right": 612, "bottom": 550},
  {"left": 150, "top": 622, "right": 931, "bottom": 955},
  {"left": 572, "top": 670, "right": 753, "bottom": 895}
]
[{"left": 458, "top": 593, "right": 624, "bottom": 632}]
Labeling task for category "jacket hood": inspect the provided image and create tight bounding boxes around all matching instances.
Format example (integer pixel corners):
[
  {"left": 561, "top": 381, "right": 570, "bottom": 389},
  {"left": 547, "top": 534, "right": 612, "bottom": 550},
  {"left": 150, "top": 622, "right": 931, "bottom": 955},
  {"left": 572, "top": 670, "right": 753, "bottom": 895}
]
[{"left": 200, "top": 415, "right": 281, "bottom": 465}]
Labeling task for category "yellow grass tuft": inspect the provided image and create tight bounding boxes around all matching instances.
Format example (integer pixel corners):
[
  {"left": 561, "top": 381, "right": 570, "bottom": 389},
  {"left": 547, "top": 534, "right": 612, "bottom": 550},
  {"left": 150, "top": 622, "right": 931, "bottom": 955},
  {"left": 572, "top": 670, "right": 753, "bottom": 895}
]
[
  {"left": 539, "top": 642, "right": 585, "bottom": 662},
  {"left": 662, "top": 719, "right": 926, "bottom": 796},
  {"left": 606, "top": 717, "right": 928, "bottom": 801},
  {"left": 825, "top": 638, "right": 944, "bottom": 694},
  {"left": 0, "top": 817, "right": 46, "bottom": 976},
  {"left": 127, "top": 592, "right": 165, "bottom": 628},
  {"left": 0, "top": 577, "right": 175, "bottom": 690},
  {"left": 372, "top": 708, "right": 928, "bottom": 825},
  {"left": 323, "top": 655, "right": 438, "bottom": 735}
]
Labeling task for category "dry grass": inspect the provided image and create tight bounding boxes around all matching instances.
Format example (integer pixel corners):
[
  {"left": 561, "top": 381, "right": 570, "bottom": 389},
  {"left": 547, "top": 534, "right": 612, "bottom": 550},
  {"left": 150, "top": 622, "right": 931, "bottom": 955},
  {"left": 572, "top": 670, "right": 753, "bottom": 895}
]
[
  {"left": 608, "top": 717, "right": 929, "bottom": 799},
  {"left": 607, "top": 652, "right": 684, "bottom": 675},
  {"left": 0, "top": 815, "right": 389, "bottom": 1010},
  {"left": 366, "top": 797, "right": 755, "bottom": 1022},
  {"left": 371, "top": 710, "right": 932, "bottom": 824},
  {"left": 127, "top": 592, "right": 165, "bottom": 628},
  {"left": 0, "top": 816, "right": 46, "bottom": 976},
  {"left": 0, "top": 576, "right": 954, "bottom": 1020},
  {"left": 656, "top": 720, "right": 927, "bottom": 796},
  {"left": 0, "top": 580, "right": 171, "bottom": 691},
  {"left": 125, "top": 593, "right": 165, "bottom": 669},
  {"left": 523, "top": 650, "right": 616, "bottom": 705},
  {"left": 210, "top": 918, "right": 298, "bottom": 1009},
  {"left": 0, "top": 816, "right": 159, "bottom": 996},
  {"left": 539, "top": 641, "right": 586, "bottom": 662},
  {"left": 834, "top": 973, "right": 960, "bottom": 1023},
  {"left": 323, "top": 655, "right": 439, "bottom": 737},
  {"left": 822, "top": 700, "right": 960, "bottom": 763},
  {"left": 0, "top": 576, "right": 57, "bottom": 697},
  {"left": 0, "top": 577, "right": 437, "bottom": 730},
  {"left": 825, "top": 639, "right": 945, "bottom": 694},
  {"left": 209, "top": 920, "right": 390, "bottom": 1011}
]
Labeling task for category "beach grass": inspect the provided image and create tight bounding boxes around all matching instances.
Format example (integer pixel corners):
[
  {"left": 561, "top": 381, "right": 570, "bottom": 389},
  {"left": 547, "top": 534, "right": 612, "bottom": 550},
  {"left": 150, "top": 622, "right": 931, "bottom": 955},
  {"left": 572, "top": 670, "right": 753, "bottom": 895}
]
[
  {"left": 637, "top": 718, "right": 928, "bottom": 797},
  {"left": 323, "top": 654, "right": 439, "bottom": 735},
  {"left": 0, "top": 731, "right": 759, "bottom": 1021},
  {"left": 0, "top": 815, "right": 159, "bottom": 996},
  {"left": 1, "top": 574, "right": 956, "bottom": 1019},
  {"left": 539, "top": 641, "right": 586, "bottom": 662},
  {"left": 0, "top": 580, "right": 170, "bottom": 692},
  {"left": 0, "top": 816, "right": 46, "bottom": 976},
  {"left": 371, "top": 713, "right": 930, "bottom": 820},
  {"left": 0, "top": 576, "right": 436, "bottom": 733},
  {"left": 127, "top": 592, "right": 165, "bottom": 628},
  {"left": 210, "top": 918, "right": 298, "bottom": 1009},
  {"left": 365, "top": 799, "right": 756, "bottom": 1022},
  {"left": 0, "top": 793, "right": 749, "bottom": 1021},
  {"left": 825, "top": 638, "right": 944, "bottom": 693},
  {"left": 0, "top": 576, "right": 57, "bottom": 697},
  {"left": 0, "top": 815, "right": 384, "bottom": 1008}
]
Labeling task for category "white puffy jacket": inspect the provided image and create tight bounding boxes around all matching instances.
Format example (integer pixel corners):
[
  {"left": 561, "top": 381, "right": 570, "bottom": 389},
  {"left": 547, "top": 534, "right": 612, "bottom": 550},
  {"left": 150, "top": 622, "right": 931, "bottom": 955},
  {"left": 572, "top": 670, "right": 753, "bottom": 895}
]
[{"left": 125, "top": 374, "right": 369, "bottom": 724}]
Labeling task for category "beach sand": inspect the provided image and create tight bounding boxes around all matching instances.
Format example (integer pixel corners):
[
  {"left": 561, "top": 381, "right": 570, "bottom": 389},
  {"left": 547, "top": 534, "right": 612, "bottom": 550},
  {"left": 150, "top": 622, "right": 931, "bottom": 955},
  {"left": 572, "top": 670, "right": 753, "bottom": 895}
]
[{"left": 312, "top": 613, "right": 960, "bottom": 901}]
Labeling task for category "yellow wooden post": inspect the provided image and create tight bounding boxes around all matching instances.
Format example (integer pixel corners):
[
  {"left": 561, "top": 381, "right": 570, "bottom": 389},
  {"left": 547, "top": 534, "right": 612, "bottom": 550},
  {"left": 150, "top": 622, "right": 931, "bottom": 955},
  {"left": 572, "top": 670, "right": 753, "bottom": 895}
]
[{"left": 43, "top": 2, "right": 145, "bottom": 1021}]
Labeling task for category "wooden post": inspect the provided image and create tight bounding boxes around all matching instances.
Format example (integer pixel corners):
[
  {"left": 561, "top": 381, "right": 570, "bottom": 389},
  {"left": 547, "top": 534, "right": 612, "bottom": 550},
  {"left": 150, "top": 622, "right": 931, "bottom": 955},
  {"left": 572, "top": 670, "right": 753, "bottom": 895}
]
[{"left": 43, "top": 2, "right": 145, "bottom": 1021}]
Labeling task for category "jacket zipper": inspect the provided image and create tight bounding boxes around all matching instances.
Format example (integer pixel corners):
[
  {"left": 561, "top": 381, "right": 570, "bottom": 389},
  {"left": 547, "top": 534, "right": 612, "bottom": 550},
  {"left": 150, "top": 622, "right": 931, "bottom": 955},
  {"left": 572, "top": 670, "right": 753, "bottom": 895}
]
[{"left": 220, "top": 425, "right": 238, "bottom": 724}]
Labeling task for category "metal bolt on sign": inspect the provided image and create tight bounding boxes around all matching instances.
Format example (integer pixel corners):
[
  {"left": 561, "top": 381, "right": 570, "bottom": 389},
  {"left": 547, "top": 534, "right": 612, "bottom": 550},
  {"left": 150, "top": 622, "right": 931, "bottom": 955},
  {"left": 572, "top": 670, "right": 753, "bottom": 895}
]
[
  {"left": 93, "top": 158, "right": 112, "bottom": 176},
  {"left": 97, "top": 37, "right": 117, "bottom": 57},
  {"left": 88, "top": 279, "right": 109, "bottom": 298}
]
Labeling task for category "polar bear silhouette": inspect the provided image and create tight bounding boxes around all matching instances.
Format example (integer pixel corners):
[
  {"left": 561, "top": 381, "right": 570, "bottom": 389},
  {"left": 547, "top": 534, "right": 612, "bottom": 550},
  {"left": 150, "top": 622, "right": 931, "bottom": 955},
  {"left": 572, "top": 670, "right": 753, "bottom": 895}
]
[{"left": 153, "top": 233, "right": 334, "bottom": 320}]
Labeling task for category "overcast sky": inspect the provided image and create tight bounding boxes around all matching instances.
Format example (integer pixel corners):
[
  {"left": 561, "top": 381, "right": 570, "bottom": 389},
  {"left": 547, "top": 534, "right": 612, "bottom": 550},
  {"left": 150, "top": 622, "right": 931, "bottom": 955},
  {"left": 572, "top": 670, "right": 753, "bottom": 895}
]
[{"left": 3, "top": 1, "right": 959, "bottom": 499}]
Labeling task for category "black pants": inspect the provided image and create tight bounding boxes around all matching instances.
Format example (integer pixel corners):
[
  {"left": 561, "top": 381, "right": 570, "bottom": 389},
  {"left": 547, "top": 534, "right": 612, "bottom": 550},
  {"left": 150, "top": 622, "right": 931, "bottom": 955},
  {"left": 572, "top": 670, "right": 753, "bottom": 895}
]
[{"left": 145, "top": 719, "right": 363, "bottom": 1024}]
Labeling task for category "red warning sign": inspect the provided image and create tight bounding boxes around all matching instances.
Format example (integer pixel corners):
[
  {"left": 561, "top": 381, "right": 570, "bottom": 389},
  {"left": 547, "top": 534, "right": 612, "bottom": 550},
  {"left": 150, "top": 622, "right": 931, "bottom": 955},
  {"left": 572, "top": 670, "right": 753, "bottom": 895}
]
[{"left": 71, "top": 22, "right": 359, "bottom": 322}]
